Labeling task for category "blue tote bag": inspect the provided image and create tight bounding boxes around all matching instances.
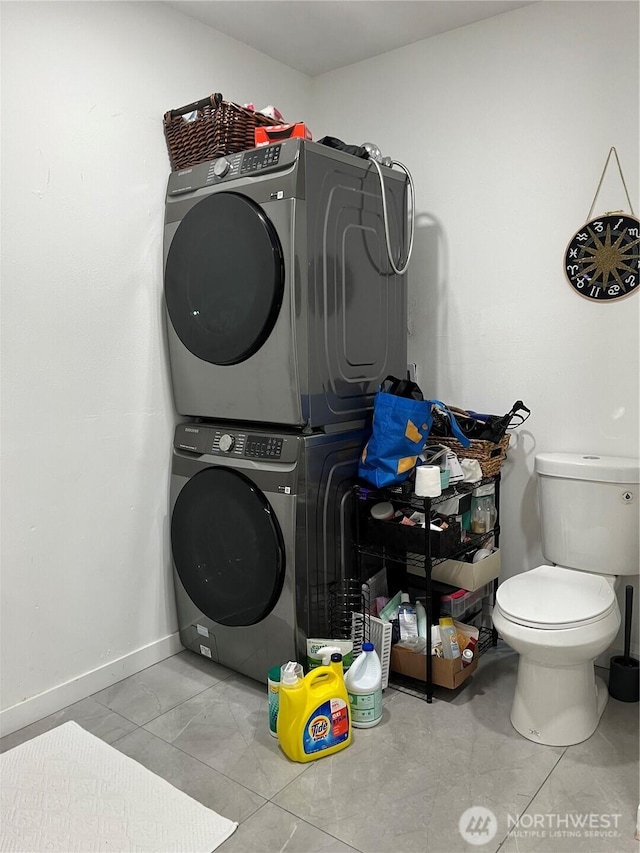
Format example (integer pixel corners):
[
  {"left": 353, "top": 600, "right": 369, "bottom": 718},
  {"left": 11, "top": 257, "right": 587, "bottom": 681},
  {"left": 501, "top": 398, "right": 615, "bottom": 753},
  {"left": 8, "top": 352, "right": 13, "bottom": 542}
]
[{"left": 358, "top": 378, "right": 471, "bottom": 489}]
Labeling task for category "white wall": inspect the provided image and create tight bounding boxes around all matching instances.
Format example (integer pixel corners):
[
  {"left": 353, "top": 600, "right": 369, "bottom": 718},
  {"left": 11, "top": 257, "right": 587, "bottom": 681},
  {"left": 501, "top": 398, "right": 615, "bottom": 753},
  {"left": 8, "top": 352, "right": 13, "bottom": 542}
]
[
  {"left": 2, "top": 1, "right": 638, "bottom": 735},
  {"left": 309, "top": 0, "right": 639, "bottom": 654},
  {"left": 0, "top": 0, "right": 310, "bottom": 734}
]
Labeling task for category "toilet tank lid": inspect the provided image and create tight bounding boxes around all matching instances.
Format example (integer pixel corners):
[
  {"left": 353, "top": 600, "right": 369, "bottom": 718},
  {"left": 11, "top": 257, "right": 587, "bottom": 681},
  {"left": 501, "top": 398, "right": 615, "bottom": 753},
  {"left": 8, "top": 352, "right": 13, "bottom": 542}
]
[{"left": 535, "top": 452, "right": 640, "bottom": 484}]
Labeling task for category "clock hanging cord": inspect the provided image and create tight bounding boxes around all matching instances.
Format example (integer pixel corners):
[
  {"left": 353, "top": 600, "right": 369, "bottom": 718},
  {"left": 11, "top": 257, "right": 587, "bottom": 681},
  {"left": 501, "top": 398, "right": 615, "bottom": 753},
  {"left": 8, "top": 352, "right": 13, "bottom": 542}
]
[
  {"left": 587, "top": 146, "right": 636, "bottom": 220},
  {"left": 368, "top": 156, "right": 415, "bottom": 276}
]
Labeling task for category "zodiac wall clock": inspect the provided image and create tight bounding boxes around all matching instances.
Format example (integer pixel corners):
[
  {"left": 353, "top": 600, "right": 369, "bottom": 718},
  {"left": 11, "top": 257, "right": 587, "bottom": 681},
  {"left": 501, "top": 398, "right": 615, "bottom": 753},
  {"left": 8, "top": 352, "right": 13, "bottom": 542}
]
[{"left": 564, "top": 148, "right": 639, "bottom": 302}]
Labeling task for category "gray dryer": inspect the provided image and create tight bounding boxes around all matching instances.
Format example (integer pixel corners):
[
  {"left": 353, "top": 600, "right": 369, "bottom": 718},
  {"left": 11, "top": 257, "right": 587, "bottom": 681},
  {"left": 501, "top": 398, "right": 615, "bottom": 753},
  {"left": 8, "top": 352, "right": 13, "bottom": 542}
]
[
  {"left": 170, "top": 421, "right": 367, "bottom": 683},
  {"left": 164, "top": 139, "right": 408, "bottom": 429}
]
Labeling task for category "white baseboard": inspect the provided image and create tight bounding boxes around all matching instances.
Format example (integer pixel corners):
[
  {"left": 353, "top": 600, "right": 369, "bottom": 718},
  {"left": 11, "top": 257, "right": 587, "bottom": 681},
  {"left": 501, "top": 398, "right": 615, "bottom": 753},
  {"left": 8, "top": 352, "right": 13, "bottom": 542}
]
[{"left": 0, "top": 632, "right": 184, "bottom": 738}]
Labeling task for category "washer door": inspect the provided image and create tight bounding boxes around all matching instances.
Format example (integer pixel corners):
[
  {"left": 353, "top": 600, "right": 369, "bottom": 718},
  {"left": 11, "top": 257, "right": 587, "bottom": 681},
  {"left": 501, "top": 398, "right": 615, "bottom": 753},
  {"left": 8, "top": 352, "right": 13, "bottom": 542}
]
[
  {"left": 165, "top": 192, "right": 284, "bottom": 366},
  {"left": 171, "top": 467, "right": 286, "bottom": 627}
]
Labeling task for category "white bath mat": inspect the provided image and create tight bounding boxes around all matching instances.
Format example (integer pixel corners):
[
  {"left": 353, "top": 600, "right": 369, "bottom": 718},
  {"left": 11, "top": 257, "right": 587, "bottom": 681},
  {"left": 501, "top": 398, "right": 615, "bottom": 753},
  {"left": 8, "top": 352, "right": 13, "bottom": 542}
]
[{"left": 0, "top": 721, "right": 237, "bottom": 852}]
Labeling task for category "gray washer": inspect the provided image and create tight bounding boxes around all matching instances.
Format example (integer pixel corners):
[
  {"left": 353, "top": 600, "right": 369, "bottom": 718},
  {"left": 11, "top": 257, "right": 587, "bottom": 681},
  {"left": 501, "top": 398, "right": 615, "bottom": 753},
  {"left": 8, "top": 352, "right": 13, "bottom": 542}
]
[
  {"left": 170, "top": 421, "right": 367, "bottom": 683},
  {"left": 164, "top": 139, "right": 408, "bottom": 429}
]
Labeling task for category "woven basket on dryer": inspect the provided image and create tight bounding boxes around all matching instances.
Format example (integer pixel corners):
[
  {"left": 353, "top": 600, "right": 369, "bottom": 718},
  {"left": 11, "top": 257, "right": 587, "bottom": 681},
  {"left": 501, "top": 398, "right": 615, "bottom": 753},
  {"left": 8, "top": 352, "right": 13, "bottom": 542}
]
[
  {"left": 163, "top": 93, "right": 274, "bottom": 171},
  {"left": 425, "top": 434, "right": 511, "bottom": 478}
]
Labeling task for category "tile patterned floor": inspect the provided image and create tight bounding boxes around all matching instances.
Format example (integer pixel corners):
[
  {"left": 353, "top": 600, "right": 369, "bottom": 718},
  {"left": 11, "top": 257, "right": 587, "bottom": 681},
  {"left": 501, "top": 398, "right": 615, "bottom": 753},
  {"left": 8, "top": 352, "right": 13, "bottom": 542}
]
[{"left": 1, "top": 644, "right": 638, "bottom": 853}]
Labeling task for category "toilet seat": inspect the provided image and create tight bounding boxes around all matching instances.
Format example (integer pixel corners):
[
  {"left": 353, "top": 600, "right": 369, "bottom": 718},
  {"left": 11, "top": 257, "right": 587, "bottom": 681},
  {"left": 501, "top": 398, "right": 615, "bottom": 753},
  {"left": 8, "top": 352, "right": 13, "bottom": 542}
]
[{"left": 496, "top": 565, "right": 617, "bottom": 630}]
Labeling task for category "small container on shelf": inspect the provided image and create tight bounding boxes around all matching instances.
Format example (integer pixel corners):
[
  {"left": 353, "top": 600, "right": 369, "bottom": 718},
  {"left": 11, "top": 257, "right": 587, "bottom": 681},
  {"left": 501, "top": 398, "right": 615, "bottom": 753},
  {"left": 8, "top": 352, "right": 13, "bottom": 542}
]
[
  {"left": 462, "top": 636, "right": 478, "bottom": 667},
  {"left": 439, "top": 582, "right": 492, "bottom": 619},
  {"left": 470, "top": 483, "right": 497, "bottom": 534},
  {"left": 370, "top": 501, "right": 395, "bottom": 521}
]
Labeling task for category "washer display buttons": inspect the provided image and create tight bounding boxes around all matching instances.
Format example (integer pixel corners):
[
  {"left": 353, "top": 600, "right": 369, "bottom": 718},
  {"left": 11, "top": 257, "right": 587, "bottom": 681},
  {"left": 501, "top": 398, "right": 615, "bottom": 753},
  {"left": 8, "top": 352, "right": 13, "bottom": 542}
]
[
  {"left": 240, "top": 145, "right": 281, "bottom": 174},
  {"left": 245, "top": 436, "right": 283, "bottom": 458}
]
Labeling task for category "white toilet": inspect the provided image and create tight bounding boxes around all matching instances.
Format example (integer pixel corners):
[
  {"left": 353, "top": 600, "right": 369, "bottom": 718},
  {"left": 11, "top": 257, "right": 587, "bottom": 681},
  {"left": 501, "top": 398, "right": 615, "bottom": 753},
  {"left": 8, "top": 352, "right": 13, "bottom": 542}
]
[{"left": 493, "top": 452, "right": 639, "bottom": 747}]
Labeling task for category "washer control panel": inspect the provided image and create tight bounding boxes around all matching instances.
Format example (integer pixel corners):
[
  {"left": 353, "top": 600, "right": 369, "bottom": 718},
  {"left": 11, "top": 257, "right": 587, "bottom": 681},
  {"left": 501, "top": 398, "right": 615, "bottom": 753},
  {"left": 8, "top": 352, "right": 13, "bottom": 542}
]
[{"left": 174, "top": 423, "right": 292, "bottom": 462}]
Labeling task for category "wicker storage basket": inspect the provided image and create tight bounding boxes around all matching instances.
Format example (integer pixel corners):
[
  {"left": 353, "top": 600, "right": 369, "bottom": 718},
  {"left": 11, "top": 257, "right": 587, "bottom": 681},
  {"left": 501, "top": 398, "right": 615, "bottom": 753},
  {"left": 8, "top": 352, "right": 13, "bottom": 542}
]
[
  {"left": 426, "top": 434, "right": 511, "bottom": 478},
  {"left": 163, "top": 93, "right": 275, "bottom": 171}
]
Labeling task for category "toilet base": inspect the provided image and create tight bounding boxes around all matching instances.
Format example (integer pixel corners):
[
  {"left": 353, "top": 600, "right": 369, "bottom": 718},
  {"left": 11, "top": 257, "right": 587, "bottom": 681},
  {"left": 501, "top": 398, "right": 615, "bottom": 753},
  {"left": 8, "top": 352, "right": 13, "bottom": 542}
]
[{"left": 510, "top": 657, "right": 608, "bottom": 746}]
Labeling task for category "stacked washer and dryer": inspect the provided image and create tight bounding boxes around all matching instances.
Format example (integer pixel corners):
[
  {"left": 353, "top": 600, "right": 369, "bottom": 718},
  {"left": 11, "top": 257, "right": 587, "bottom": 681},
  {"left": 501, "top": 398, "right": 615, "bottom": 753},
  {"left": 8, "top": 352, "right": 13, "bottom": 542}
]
[{"left": 164, "top": 138, "right": 409, "bottom": 683}]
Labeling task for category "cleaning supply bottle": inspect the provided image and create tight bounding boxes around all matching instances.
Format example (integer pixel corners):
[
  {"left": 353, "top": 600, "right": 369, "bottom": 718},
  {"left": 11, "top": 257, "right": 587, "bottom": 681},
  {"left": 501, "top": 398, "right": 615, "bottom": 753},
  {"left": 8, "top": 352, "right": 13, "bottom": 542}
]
[
  {"left": 439, "top": 616, "right": 461, "bottom": 659},
  {"left": 268, "top": 665, "right": 281, "bottom": 738},
  {"left": 268, "top": 661, "right": 303, "bottom": 738},
  {"left": 398, "top": 593, "right": 418, "bottom": 640},
  {"left": 277, "top": 648, "right": 351, "bottom": 762},
  {"left": 344, "top": 642, "right": 382, "bottom": 728}
]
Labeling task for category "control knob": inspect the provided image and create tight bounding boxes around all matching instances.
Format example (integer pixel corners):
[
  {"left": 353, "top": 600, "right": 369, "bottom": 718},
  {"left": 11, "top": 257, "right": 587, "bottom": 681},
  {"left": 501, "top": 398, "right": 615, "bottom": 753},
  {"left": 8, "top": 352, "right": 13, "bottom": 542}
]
[
  {"left": 213, "top": 157, "right": 230, "bottom": 178},
  {"left": 218, "top": 433, "right": 235, "bottom": 453}
]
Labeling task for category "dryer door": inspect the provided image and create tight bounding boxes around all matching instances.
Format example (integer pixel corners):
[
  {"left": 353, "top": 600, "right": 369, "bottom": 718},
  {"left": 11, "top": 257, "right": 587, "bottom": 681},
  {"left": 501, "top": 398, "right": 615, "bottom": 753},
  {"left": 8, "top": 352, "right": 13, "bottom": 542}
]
[
  {"left": 171, "top": 467, "right": 286, "bottom": 626},
  {"left": 165, "top": 192, "right": 284, "bottom": 365}
]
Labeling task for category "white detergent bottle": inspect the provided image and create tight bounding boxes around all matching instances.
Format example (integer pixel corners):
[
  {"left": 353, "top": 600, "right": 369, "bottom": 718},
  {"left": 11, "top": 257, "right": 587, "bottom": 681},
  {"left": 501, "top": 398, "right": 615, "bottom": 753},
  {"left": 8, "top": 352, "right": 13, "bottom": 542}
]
[{"left": 344, "top": 642, "right": 383, "bottom": 728}]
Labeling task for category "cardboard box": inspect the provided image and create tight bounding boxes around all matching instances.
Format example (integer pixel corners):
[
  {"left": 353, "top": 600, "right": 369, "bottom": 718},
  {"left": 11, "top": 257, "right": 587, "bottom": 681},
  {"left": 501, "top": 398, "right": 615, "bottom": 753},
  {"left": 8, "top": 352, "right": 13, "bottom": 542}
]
[
  {"left": 390, "top": 644, "right": 477, "bottom": 689},
  {"left": 408, "top": 548, "right": 501, "bottom": 591}
]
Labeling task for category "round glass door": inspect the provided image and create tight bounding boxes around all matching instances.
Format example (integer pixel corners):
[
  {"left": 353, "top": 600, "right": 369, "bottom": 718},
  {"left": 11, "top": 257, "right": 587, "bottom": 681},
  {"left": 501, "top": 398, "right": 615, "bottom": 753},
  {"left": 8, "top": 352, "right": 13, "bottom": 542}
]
[
  {"left": 171, "top": 467, "right": 285, "bottom": 626},
  {"left": 165, "top": 192, "right": 284, "bottom": 365}
]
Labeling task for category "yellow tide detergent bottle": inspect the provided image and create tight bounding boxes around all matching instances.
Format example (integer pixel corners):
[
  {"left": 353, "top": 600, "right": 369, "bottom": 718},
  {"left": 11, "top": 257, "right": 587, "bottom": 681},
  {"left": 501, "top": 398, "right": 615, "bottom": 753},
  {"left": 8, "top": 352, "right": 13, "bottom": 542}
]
[{"left": 277, "top": 647, "right": 352, "bottom": 762}]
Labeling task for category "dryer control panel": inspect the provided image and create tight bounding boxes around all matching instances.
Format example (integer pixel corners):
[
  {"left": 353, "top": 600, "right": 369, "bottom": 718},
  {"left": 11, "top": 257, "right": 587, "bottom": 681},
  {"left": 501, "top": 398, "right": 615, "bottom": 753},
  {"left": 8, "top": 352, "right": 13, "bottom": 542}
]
[
  {"left": 174, "top": 423, "right": 298, "bottom": 463},
  {"left": 167, "top": 140, "right": 300, "bottom": 195}
]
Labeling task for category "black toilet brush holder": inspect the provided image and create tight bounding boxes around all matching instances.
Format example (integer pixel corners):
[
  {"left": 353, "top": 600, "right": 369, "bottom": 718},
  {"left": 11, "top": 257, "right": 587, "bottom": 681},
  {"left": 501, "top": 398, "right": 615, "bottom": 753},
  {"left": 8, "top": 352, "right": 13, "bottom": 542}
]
[{"left": 608, "top": 585, "right": 639, "bottom": 703}]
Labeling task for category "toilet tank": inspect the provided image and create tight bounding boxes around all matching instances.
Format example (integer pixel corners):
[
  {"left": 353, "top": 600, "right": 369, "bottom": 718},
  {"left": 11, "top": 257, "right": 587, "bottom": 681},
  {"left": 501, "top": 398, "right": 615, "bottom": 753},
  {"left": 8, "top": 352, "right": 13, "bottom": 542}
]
[{"left": 535, "top": 453, "right": 639, "bottom": 576}]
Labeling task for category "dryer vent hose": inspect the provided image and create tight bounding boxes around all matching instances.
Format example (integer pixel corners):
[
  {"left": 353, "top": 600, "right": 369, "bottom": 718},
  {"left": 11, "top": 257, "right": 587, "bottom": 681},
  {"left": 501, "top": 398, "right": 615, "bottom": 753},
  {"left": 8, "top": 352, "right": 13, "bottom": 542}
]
[{"left": 368, "top": 156, "right": 415, "bottom": 277}]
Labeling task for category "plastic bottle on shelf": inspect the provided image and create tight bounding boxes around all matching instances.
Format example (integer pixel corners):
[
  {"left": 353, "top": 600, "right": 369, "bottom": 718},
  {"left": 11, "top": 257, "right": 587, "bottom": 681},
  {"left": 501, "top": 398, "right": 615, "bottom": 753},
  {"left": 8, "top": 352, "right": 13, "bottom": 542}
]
[
  {"left": 344, "top": 642, "right": 383, "bottom": 728},
  {"left": 439, "top": 616, "right": 461, "bottom": 659},
  {"left": 415, "top": 601, "right": 427, "bottom": 638},
  {"left": 398, "top": 593, "right": 418, "bottom": 640}
]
